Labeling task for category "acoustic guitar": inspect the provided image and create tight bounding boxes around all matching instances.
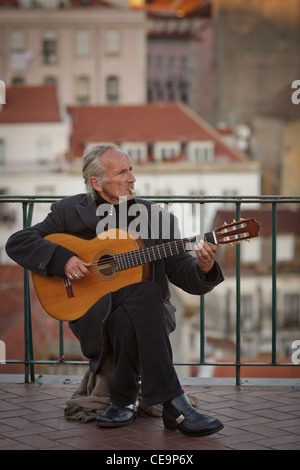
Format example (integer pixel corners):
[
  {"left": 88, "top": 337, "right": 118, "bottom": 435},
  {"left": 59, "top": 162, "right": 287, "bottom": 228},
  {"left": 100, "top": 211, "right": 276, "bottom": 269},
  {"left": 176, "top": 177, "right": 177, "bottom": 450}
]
[{"left": 32, "top": 218, "right": 260, "bottom": 321}]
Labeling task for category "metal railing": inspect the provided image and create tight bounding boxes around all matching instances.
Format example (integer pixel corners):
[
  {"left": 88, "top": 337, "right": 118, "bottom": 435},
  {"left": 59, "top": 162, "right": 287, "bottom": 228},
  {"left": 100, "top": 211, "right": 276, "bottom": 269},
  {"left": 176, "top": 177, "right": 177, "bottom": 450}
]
[{"left": 1, "top": 194, "right": 300, "bottom": 385}]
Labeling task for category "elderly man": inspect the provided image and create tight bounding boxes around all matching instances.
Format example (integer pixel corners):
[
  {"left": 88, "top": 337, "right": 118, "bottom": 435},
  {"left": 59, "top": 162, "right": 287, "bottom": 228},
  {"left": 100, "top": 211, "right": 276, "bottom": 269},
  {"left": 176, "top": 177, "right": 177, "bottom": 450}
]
[{"left": 6, "top": 144, "right": 224, "bottom": 437}]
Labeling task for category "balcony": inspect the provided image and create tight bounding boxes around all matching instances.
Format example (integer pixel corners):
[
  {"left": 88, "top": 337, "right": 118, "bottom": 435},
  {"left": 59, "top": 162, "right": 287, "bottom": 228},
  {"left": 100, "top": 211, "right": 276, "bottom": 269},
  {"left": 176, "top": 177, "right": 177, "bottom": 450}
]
[{"left": 0, "top": 195, "right": 300, "bottom": 450}]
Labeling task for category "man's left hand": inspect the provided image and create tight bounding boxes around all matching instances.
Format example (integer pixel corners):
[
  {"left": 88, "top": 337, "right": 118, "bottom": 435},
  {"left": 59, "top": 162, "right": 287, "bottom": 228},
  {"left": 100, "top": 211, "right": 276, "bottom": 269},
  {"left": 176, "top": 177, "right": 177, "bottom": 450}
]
[{"left": 194, "top": 241, "right": 218, "bottom": 273}]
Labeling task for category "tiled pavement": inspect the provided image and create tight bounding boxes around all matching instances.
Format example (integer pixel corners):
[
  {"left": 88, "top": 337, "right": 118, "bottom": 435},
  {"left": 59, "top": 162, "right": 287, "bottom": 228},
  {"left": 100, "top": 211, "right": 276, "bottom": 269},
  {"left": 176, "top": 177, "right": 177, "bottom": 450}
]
[{"left": 1, "top": 379, "right": 300, "bottom": 451}]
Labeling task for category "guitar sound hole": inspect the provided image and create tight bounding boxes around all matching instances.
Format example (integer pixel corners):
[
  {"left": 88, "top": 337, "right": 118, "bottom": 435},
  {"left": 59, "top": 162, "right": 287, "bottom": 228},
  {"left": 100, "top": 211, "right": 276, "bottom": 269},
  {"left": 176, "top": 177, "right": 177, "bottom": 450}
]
[
  {"left": 97, "top": 254, "right": 113, "bottom": 276},
  {"left": 92, "top": 249, "right": 119, "bottom": 281}
]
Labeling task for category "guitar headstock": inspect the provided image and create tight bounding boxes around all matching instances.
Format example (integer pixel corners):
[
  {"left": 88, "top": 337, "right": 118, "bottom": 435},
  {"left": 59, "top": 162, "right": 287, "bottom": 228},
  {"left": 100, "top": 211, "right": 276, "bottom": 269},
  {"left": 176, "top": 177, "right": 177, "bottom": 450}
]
[{"left": 215, "top": 218, "right": 261, "bottom": 245}]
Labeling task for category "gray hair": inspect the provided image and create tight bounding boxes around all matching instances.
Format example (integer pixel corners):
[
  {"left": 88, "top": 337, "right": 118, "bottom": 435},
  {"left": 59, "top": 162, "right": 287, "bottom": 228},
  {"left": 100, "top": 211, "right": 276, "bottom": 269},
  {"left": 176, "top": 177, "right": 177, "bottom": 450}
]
[{"left": 82, "top": 144, "right": 120, "bottom": 200}]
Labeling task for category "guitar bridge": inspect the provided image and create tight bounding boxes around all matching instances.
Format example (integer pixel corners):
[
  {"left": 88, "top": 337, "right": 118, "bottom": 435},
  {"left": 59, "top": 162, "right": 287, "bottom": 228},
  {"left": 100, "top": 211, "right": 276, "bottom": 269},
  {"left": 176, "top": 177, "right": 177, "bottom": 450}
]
[{"left": 63, "top": 276, "right": 74, "bottom": 298}]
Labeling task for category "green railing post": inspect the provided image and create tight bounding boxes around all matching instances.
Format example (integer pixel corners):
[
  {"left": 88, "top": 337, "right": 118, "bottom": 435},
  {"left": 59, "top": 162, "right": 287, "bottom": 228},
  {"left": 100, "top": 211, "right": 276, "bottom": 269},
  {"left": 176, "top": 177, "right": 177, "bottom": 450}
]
[
  {"left": 200, "top": 202, "right": 205, "bottom": 364},
  {"left": 22, "top": 201, "right": 35, "bottom": 383},
  {"left": 235, "top": 203, "right": 241, "bottom": 386},
  {"left": 272, "top": 203, "right": 277, "bottom": 364},
  {"left": 59, "top": 321, "right": 64, "bottom": 362}
]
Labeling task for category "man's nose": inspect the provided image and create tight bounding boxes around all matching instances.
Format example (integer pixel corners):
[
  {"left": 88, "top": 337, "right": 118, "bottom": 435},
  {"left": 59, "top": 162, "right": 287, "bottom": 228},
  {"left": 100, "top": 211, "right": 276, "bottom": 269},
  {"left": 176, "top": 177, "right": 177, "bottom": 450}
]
[{"left": 129, "top": 171, "right": 136, "bottom": 182}]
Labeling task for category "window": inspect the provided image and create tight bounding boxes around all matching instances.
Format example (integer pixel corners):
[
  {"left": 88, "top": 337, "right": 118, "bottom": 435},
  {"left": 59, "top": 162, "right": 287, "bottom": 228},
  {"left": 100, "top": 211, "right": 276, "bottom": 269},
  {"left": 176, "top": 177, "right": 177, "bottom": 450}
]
[
  {"left": 167, "top": 56, "right": 175, "bottom": 83},
  {"left": 44, "top": 76, "right": 57, "bottom": 84},
  {"left": 11, "top": 77, "right": 25, "bottom": 86},
  {"left": 154, "top": 142, "right": 181, "bottom": 162},
  {"left": 0, "top": 189, "right": 15, "bottom": 223},
  {"left": 76, "top": 76, "right": 90, "bottom": 104},
  {"left": 194, "top": 146, "right": 212, "bottom": 163},
  {"left": 42, "top": 31, "right": 57, "bottom": 64},
  {"left": 105, "top": 30, "right": 120, "bottom": 56},
  {"left": 283, "top": 293, "right": 300, "bottom": 328},
  {"left": 10, "top": 31, "right": 25, "bottom": 52},
  {"left": 188, "top": 141, "right": 214, "bottom": 163},
  {"left": 241, "top": 295, "right": 253, "bottom": 330},
  {"left": 0, "top": 139, "right": 6, "bottom": 166},
  {"left": 155, "top": 55, "right": 163, "bottom": 87},
  {"left": 36, "top": 136, "right": 52, "bottom": 165},
  {"left": 277, "top": 234, "right": 294, "bottom": 261},
  {"left": 121, "top": 143, "right": 147, "bottom": 163},
  {"left": 75, "top": 31, "right": 90, "bottom": 57},
  {"left": 241, "top": 237, "right": 261, "bottom": 263},
  {"left": 106, "top": 76, "right": 119, "bottom": 103}
]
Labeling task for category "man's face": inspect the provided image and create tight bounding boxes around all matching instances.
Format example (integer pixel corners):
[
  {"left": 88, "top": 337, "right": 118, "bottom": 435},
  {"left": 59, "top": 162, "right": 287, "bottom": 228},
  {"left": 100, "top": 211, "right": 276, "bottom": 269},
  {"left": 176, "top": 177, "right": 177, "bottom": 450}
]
[{"left": 90, "top": 149, "right": 136, "bottom": 204}]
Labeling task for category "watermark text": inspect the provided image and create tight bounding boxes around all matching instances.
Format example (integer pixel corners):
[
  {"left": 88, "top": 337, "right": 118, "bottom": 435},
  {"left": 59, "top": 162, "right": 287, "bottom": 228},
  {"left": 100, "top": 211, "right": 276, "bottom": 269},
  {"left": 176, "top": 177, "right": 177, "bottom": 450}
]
[
  {"left": 0, "top": 340, "right": 6, "bottom": 364},
  {"left": 291, "top": 340, "right": 300, "bottom": 365},
  {"left": 0, "top": 80, "right": 5, "bottom": 105},
  {"left": 291, "top": 80, "right": 300, "bottom": 105}
]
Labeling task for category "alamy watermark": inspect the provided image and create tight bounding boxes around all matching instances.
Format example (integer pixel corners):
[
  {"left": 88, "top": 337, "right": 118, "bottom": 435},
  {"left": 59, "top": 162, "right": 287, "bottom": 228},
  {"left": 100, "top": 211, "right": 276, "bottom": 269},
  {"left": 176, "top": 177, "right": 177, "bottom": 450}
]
[
  {"left": 95, "top": 198, "right": 203, "bottom": 242},
  {"left": 291, "top": 340, "right": 300, "bottom": 365},
  {"left": 291, "top": 80, "right": 300, "bottom": 105},
  {"left": 0, "top": 80, "right": 5, "bottom": 105},
  {"left": 0, "top": 340, "right": 5, "bottom": 364}
]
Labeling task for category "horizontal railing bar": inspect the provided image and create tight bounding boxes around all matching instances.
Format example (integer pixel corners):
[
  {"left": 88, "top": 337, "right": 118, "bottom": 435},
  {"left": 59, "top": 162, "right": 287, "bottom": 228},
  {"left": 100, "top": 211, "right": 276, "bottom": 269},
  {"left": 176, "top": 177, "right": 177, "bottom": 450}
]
[
  {"left": 174, "top": 362, "right": 300, "bottom": 367},
  {"left": 1, "top": 195, "right": 300, "bottom": 204},
  {"left": 5, "top": 360, "right": 89, "bottom": 365},
  {"left": 5, "top": 360, "right": 298, "bottom": 367}
]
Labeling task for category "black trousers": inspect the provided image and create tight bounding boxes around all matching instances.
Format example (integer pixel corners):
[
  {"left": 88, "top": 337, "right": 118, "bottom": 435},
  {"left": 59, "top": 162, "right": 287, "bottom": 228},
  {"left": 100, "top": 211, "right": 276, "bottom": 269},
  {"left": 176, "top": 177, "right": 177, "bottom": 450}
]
[{"left": 106, "top": 281, "right": 184, "bottom": 407}]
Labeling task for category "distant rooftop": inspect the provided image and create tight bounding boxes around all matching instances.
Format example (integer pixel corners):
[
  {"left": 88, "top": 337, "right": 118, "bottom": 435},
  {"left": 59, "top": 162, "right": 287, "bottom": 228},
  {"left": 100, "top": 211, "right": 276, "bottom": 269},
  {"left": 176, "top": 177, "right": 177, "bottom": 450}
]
[
  {"left": 0, "top": 84, "right": 62, "bottom": 123},
  {"left": 67, "top": 101, "right": 248, "bottom": 161}
]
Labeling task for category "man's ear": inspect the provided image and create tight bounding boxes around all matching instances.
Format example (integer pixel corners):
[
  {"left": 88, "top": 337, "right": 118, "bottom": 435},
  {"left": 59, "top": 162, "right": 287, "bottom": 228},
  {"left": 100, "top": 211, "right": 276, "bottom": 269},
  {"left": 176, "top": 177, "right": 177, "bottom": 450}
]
[{"left": 89, "top": 176, "right": 102, "bottom": 192}]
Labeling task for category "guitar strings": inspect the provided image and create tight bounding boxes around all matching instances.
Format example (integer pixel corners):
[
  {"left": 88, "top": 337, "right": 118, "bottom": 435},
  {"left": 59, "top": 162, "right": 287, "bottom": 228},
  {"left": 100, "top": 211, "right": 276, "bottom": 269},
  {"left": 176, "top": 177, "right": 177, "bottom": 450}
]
[{"left": 87, "top": 234, "right": 206, "bottom": 271}]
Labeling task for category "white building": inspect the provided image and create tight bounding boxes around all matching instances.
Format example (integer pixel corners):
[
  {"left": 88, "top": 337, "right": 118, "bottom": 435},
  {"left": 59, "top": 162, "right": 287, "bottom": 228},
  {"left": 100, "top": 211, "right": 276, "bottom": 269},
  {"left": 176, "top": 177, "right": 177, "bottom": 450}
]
[{"left": 0, "top": 83, "right": 81, "bottom": 260}]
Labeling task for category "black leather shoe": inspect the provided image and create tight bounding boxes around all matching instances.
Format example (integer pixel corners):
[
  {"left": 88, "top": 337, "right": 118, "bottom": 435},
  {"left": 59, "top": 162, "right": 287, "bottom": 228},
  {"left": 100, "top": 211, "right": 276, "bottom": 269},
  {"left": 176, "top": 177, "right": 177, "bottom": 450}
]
[
  {"left": 96, "top": 400, "right": 140, "bottom": 428},
  {"left": 163, "top": 393, "right": 223, "bottom": 437}
]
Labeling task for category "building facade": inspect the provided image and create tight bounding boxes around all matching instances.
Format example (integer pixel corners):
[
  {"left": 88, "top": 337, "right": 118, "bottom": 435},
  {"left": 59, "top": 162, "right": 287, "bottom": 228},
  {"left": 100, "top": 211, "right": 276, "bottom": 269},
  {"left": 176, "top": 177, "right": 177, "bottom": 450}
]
[{"left": 0, "top": 3, "right": 147, "bottom": 105}]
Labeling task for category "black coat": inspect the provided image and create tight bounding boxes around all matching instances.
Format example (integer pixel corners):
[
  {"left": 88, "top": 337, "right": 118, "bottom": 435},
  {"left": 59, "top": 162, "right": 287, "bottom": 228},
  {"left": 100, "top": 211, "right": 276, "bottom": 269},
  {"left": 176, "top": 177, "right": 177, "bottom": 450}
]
[{"left": 6, "top": 193, "right": 224, "bottom": 373}]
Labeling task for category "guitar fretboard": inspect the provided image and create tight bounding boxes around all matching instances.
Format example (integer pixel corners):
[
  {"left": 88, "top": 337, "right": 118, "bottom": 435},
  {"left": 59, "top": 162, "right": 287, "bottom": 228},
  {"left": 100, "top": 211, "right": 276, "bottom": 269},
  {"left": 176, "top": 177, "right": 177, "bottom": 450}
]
[{"left": 114, "top": 231, "right": 215, "bottom": 272}]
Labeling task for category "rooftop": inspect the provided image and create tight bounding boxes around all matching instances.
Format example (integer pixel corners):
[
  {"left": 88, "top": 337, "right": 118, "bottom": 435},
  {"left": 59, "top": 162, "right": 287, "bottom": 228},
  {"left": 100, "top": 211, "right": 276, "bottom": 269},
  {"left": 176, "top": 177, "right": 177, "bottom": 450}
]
[
  {"left": 67, "top": 102, "right": 248, "bottom": 161},
  {"left": 0, "top": 377, "right": 300, "bottom": 450},
  {"left": 0, "top": 84, "right": 63, "bottom": 124}
]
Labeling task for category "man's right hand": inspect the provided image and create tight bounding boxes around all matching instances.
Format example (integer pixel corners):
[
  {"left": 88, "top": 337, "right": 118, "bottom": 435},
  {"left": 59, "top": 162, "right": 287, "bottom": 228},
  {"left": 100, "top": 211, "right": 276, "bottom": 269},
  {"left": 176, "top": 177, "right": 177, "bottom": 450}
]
[{"left": 64, "top": 256, "right": 90, "bottom": 280}]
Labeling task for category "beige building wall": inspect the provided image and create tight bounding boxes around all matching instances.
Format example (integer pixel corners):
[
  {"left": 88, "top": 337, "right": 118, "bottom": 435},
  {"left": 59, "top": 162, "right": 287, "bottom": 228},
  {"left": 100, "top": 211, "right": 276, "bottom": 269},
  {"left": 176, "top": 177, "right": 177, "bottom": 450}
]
[
  {"left": 0, "top": 8, "right": 147, "bottom": 105},
  {"left": 252, "top": 116, "right": 300, "bottom": 195}
]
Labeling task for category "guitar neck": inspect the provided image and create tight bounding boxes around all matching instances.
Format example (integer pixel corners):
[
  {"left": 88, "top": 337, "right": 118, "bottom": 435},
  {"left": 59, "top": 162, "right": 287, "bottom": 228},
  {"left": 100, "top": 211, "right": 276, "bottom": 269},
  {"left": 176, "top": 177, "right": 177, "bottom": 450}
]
[{"left": 114, "top": 231, "right": 216, "bottom": 272}]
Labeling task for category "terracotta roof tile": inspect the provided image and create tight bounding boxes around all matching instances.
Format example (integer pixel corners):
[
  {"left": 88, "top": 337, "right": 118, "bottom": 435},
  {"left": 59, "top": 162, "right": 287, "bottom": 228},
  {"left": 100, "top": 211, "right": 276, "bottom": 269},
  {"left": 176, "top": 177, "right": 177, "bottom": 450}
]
[
  {"left": 0, "top": 84, "right": 62, "bottom": 123},
  {"left": 0, "top": 0, "right": 19, "bottom": 6},
  {"left": 68, "top": 102, "right": 248, "bottom": 161}
]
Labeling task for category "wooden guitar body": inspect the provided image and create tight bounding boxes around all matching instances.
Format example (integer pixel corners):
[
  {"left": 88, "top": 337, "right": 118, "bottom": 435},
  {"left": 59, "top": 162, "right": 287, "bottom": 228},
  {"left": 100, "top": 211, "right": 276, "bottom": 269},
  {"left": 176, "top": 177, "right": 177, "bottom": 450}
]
[{"left": 32, "top": 229, "right": 150, "bottom": 321}]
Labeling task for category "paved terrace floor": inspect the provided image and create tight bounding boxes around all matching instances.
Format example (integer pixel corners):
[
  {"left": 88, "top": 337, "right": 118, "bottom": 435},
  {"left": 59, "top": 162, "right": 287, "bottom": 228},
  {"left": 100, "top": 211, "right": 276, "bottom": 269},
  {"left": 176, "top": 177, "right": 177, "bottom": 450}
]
[{"left": 0, "top": 377, "right": 300, "bottom": 451}]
